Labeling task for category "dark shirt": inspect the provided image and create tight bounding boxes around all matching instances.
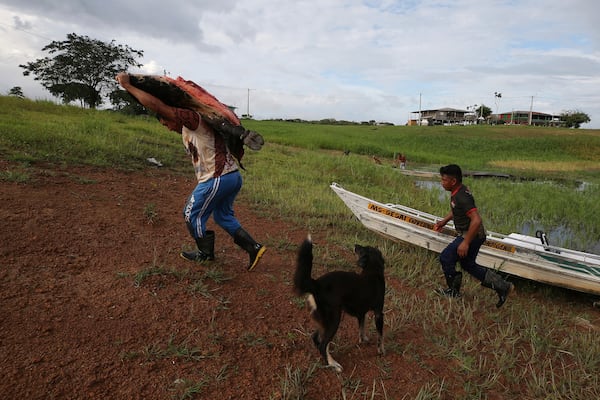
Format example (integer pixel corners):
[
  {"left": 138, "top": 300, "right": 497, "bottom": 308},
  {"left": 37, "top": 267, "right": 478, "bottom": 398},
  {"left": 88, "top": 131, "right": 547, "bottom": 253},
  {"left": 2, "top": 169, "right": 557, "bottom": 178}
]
[{"left": 451, "top": 185, "right": 485, "bottom": 237}]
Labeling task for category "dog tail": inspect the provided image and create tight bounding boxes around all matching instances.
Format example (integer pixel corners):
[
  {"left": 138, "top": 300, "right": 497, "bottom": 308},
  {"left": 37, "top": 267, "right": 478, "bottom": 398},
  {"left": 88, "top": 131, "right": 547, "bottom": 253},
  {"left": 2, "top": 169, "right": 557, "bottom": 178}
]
[{"left": 294, "top": 235, "right": 317, "bottom": 295}]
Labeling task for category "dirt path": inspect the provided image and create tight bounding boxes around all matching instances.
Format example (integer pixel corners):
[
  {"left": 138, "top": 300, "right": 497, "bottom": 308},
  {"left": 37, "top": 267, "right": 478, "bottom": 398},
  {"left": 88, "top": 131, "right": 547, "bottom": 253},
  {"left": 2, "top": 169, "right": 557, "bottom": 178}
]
[{"left": 1, "top": 164, "right": 457, "bottom": 399}]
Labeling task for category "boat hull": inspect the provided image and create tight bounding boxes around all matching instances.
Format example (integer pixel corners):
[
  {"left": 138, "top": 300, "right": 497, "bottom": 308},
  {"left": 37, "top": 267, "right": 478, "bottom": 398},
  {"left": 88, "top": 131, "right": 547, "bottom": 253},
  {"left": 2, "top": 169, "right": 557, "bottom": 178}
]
[{"left": 331, "top": 183, "right": 600, "bottom": 296}]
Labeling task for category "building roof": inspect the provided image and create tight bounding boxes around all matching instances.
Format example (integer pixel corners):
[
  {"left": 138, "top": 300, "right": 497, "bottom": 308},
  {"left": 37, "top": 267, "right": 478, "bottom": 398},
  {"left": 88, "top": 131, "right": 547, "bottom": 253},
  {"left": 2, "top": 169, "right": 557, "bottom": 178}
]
[
  {"left": 411, "top": 107, "right": 468, "bottom": 113},
  {"left": 498, "top": 111, "right": 553, "bottom": 116}
]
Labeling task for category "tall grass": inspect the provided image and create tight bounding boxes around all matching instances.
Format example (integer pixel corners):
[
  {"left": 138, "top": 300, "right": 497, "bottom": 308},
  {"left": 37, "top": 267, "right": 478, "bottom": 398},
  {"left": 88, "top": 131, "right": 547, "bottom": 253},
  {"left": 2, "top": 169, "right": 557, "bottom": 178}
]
[
  {"left": 242, "top": 119, "right": 600, "bottom": 181},
  {"left": 239, "top": 143, "right": 599, "bottom": 253}
]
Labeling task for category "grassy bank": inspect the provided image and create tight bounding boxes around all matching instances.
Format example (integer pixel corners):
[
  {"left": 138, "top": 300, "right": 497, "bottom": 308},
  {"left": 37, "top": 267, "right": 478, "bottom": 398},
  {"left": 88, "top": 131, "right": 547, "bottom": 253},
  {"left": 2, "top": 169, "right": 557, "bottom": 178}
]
[
  {"left": 0, "top": 96, "right": 189, "bottom": 173},
  {"left": 2, "top": 95, "right": 599, "bottom": 251}
]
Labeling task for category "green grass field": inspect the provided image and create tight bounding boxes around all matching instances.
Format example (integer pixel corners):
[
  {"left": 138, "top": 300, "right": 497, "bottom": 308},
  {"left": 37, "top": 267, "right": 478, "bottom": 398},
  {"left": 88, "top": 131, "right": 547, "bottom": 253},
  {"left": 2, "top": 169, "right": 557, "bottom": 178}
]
[
  {"left": 2, "top": 95, "right": 600, "bottom": 398},
  {"left": 2, "top": 95, "right": 599, "bottom": 250}
]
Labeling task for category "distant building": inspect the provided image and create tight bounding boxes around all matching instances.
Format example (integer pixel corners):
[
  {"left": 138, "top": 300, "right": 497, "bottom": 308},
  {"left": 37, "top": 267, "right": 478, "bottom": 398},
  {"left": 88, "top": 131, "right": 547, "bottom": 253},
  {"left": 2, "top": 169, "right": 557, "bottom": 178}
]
[
  {"left": 407, "top": 107, "right": 563, "bottom": 126},
  {"left": 495, "top": 111, "right": 562, "bottom": 126},
  {"left": 409, "top": 108, "right": 477, "bottom": 126}
]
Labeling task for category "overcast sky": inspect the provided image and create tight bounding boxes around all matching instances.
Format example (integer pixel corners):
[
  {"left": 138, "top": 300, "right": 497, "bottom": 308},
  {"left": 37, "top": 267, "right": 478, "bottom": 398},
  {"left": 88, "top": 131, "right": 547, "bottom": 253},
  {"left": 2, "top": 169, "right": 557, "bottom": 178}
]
[{"left": 1, "top": 0, "right": 599, "bottom": 127}]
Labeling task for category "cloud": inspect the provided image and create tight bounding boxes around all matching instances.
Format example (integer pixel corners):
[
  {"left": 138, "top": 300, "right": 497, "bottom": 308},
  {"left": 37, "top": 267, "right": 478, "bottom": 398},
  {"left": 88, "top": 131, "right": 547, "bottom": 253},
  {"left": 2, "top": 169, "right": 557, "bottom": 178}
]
[
  {"left": 12, "top": 15, "right": 31, "bottom": 30},
  {"left": 1, "top": 0, "right": 239, "bottom": 50},
  {"left": 0, "top": 0, "right": 599, "bottom": 127}
]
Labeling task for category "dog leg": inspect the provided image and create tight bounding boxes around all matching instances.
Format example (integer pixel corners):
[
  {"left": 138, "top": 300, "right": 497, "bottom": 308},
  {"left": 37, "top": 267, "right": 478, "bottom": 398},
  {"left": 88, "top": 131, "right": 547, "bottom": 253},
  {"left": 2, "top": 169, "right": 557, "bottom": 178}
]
[
  {"left": 318, "top": 339, "right": 342, "bottom": 371},
  {"left": 358, "top": 314, "right": 369, "bottom": 343},
  {"left": 311, "top": 330, "right": 321, "bottom": 347},
  {"left": 318, "top": 313, "right": 342, "bottom": 372},
  {"left": 306, "top": 294, "right": 317, "bottom": 313},
  {"left": 375, "top": 311, "right": 385, "bottom": 355},
  {"left": 325, "top": 342, "right": 342, "bottom": 372}
]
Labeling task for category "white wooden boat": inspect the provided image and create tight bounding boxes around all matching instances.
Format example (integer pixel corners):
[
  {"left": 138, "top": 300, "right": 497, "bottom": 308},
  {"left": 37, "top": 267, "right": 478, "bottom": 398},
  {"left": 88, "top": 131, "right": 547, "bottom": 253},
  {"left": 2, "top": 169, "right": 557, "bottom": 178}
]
[{"left": 331, "top": 182, "right": 600, "bottom": 295}]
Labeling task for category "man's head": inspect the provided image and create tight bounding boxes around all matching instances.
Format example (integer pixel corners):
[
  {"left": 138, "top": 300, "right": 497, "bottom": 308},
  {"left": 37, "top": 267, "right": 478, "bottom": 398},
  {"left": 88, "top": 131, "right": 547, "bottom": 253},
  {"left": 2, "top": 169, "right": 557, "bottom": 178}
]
[{"left": 439, "top": 164, "right": 462, "bottom": 191}]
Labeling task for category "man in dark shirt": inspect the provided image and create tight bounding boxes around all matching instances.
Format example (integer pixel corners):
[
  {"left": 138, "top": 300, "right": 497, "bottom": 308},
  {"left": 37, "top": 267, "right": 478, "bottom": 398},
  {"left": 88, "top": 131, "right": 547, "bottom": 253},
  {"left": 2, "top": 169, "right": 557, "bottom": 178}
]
[{"left": 433, "top": 164, "right": 513, "bottom": 308}]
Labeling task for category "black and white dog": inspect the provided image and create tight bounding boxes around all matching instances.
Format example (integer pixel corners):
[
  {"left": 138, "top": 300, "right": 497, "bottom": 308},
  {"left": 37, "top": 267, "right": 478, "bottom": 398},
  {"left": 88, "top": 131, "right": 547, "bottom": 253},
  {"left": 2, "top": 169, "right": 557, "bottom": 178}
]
[{"left": 294, "top": 236, "right": 385, "bottom": 372}]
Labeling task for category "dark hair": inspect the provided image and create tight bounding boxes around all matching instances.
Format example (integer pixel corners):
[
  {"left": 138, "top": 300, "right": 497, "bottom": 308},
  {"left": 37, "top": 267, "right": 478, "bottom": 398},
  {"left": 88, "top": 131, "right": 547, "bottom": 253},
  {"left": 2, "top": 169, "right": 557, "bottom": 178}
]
[{"left": 440, "top": 164, "right": 462, "bottom": 182}]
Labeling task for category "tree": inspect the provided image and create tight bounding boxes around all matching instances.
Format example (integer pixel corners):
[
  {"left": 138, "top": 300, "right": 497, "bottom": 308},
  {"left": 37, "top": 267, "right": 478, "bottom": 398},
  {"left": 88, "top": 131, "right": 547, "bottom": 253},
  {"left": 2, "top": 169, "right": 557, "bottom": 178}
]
[
  {"left": 20, "top": 33, "right": 143, "bottom": 108},
  {"left": 109, "top": 89, "right": 147, "bottom": 115},
  {"left": 8, "top": 86, "right": 25, "bottom": 98},
  {"left": 478, "top": 104, "right": 492, "bottom": 118},
  {"left": 560, "top": 110, "right": 590, "bottom": 129}
]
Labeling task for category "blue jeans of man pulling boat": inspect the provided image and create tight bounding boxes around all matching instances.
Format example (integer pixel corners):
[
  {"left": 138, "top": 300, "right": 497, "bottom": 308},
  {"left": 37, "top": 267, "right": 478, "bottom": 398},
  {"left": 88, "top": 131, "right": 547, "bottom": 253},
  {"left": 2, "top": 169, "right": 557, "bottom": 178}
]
[{"left": 439, "top": 236, "right": 514, "bottom": 307}]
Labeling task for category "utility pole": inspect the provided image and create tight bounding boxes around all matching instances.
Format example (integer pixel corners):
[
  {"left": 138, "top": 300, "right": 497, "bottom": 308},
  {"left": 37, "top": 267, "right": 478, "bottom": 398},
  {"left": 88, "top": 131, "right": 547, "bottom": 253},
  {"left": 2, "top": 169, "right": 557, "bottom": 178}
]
[
  {"left": 418, "top": 92, "right": 422, "bottom": 125},
  {"left": 246, "top": 88, "right": 251, "bottom": 118},
  {"left": 528, "top": 95, "right": 534, "bottom": 125}
]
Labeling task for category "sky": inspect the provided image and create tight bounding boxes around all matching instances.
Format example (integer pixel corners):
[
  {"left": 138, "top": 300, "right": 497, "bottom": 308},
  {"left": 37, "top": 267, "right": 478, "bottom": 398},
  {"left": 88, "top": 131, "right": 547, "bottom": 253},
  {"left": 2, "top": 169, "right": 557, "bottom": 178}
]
[{"left": 1, "top": 0, "right": 599, "bottom": 128}]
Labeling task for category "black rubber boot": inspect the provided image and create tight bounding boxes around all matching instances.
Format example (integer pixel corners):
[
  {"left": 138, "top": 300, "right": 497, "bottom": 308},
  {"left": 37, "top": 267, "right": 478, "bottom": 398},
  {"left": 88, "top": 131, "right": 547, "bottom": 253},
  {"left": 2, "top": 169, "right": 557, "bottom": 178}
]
[
  {"left": 437, "top": 272, "right": 462, "bottom": 298},
  {"left": 233, "top": 228, "right": 266, "bottom": 271},
  {"left": 482, "top": 270, "right": 514, "bottom": 308},
  {"left": 180, "top": 230, "right": 215, "bottom": 262}
]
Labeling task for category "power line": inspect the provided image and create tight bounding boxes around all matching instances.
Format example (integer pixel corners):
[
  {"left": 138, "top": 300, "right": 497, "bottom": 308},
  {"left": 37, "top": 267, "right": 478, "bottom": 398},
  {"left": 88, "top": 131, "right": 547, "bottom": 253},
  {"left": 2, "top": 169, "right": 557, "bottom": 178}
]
[{"left": 0, "top": 19, "right": 55, "bottom": 42}]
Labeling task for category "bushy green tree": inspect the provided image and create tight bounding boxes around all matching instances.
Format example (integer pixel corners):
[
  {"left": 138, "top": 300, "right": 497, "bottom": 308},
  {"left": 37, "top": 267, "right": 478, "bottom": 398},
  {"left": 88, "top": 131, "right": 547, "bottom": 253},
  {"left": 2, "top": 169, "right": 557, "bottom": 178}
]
[
  {"left": 8, "top": 86, "right": 25, "bottom": 98},
  {"left": 20, "top": 33, "right": 143, "bottom": 108},
  {"left": 560, "top": 110, "right": 591, "bottom": 128}
]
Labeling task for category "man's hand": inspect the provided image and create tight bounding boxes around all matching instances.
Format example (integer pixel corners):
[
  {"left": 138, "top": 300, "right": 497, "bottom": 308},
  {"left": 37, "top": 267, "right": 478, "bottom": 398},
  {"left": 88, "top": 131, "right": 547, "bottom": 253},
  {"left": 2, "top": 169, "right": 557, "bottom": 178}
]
[
  {"left": 433, "top": 220, "right": 447, "bottom": 232},
  {"left": 116, "top": 72, "right": 130, "bottom": 87},
  {"left": 457, "top": 240, "right": 469, "bottom": 258}
]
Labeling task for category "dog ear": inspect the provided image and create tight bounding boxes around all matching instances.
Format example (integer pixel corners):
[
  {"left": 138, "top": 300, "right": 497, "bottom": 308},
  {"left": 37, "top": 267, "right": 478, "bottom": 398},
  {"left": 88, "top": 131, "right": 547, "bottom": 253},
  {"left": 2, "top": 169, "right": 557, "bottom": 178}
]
[
  {"left": 356, "top": 246, "right": 385, "bottom": 271},
  {"left": 355, "top": 245, "right": 368, "bottom": 269},
  {"left": 374, "top": 249, "right": 385, "bottom": 268},
  {"left": 371, "top": 248, "right": 385, "bottom": 271}
]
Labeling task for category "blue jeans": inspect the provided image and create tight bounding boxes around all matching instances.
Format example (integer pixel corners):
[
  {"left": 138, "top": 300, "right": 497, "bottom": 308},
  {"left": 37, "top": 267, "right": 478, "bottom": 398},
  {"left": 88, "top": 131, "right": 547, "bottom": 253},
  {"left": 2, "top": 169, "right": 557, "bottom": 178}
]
[
  {"left": 439, "top": 236, "right": 487, "bottom": 282},
  {"left": 183, "top": 171, "right": 243, "bottom": 239}
]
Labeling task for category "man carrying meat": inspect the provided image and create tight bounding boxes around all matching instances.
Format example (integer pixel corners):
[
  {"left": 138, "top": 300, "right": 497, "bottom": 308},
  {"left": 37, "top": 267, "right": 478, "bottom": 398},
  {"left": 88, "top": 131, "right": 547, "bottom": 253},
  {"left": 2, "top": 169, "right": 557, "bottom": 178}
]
[{"left": 117, "top": 72, "right": 266, "bottom": 271}]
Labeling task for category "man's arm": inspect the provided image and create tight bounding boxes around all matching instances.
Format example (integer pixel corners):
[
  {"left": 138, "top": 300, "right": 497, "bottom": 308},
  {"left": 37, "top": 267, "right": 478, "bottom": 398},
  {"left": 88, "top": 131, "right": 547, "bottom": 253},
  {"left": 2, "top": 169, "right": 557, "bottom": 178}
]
[
  {"left": 117, "top": 73, "right": 263, "bottom": 150},
  {"left": 457, "top": 210, "right": 482, "bottom": 257},
  {"left": 116, "top": 73, "right": 177, "bottom": 121},
  {"left": 434, "top": 211, "right": 453, "bottom": 232}
]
